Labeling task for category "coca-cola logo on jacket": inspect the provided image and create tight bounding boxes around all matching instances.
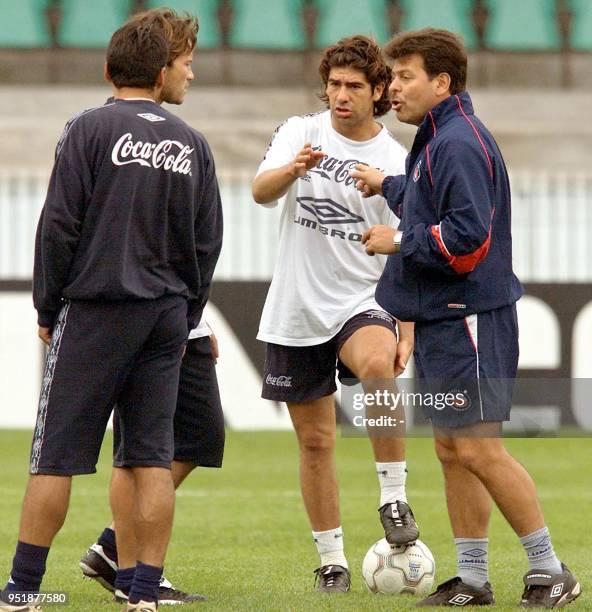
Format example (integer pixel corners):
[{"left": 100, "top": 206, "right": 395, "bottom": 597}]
[{"left": 111, "top": 132, "right": 193, "bottom": 175}]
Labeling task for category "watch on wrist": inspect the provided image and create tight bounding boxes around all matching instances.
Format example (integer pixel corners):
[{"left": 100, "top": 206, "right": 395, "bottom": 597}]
[{"left": 393, "top": 231, "right": 403, "bottom": 253}]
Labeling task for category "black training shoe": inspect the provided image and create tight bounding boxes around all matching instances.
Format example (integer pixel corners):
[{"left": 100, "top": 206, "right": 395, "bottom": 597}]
[
  {"left": 520, "top": 563, "right": 581, "bottom": 608},
  {"left": 379, "top": 500, "right": 419, "bottom": 546},
  {"left": 313, "top": 565, "right": 351, "bottom": 593},
  {"left": 115, "top": 575, "right": 207, "bottom": 605},
  {"left": 80, "top": 543, "right": 117, "bottom": 592},
  {"left": 417, "top": 576, "right": 495, "bottom": 607}
]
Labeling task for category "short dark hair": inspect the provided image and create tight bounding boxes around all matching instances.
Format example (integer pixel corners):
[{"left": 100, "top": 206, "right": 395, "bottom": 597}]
[
  {"left": 106, "top": 19, "right": 170, "bottom": 89},
  {"left": 384, "top": 28, "right": 467, "bottom": 95},
  {"left": 318, "top": 35, "right": 392, "bottom": 117},
  {"left": 129, "top": 8, "right": 198, "bottom": 64}
]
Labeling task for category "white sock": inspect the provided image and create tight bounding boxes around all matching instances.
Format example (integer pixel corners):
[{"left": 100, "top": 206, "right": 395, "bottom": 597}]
[
  {"left": 312, "top": 527, "right": 348, "bottom": 568},
  {"left": 456, "top": 537, "right": 489, "bottom": 587},
  {"left": 376, "top": 461, "right": 408, "bottom": 506},
  {"left": 520, "top": 526, "right": 562, "bottom": 574}
]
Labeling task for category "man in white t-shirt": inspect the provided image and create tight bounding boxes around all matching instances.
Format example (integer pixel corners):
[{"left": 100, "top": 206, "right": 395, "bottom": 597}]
[{"left": 252, "top": 35, "right": 417, "bottom": 593}]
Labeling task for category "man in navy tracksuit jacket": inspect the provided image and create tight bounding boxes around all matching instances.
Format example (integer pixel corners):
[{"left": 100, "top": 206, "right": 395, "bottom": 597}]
[
  {"left": 351, "top": 28, "right": 580, "bottom": 609},
  {"left": 375, "top": 90, "right": 522, "bottom": 324}
]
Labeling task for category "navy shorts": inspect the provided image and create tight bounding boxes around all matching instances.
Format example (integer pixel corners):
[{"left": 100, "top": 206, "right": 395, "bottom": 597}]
[
  {"left": 114, "top": 335, "right": 225, "bottom": 468},
  {"left": 413, "top": 303, "right": 519, "bottom": 428},
  {"left": 262, "top": 310, "right": 397, "bottom": 404},
  {"left": 29, "top": 296, "right": 187, "bottom": 476}
]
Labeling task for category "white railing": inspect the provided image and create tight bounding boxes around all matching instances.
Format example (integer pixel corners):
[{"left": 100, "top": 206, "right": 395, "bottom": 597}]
[
  {"left": 510, "top": 170, "right": 592, "bottom": 282},
  {"left": 1, "top": 167, "right": 591, "bottom": 281}
]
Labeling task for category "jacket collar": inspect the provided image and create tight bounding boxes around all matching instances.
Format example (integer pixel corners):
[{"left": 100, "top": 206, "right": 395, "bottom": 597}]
[
  {"left": 408, "top": 91, "right": 473, "bottom": 163},
  {"left": 426, "top": 91, "right": 473, "bottom": 133}
]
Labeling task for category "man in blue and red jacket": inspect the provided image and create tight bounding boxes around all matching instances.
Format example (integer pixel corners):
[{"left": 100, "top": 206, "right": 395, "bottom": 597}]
[
  {"left": 351, "top": 28, "right": 580, "bottom": 609},
  {"left": 367, "top": 88, "right": 522, "bottom": 324}
]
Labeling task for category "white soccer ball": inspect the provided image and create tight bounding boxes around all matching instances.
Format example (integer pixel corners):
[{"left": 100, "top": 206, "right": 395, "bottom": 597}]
[{"left": 362, "top": 538, "right": 435, "bottom": 596}]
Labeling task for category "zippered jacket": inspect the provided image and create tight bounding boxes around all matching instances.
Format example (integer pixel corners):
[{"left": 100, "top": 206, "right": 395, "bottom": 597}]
[{"left": 376, "top": 91, "right": 523, "bottom": 322}]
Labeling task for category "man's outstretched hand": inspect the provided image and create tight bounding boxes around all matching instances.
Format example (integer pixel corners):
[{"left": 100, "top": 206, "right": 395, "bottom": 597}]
[
  {"left": 290, "top": 143, "right": 325, "bottom": 178},
  {"left": 350, "top": 163, "right": 386, "bottom": 198}
]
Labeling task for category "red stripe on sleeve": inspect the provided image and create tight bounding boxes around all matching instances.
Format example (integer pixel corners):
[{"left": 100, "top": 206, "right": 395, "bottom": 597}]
[{"left": 430, "top": 224, "right": 492, "bottom": 274}]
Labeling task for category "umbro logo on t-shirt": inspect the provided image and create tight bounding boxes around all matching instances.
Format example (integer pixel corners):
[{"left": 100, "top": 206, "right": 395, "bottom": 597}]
[{"left": 297, "top": 197, "right": 364, "bottom": 225}]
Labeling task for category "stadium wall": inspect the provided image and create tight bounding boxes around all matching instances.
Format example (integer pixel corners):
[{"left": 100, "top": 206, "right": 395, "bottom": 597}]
[{"left": 1, "top": 86, "right": 592, "bottom": 172}]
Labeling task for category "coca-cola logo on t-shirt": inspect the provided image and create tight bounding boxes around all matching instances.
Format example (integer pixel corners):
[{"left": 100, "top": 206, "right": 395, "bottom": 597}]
[{"left": 111, "top": 132, "right": 193, "bottom": 175}]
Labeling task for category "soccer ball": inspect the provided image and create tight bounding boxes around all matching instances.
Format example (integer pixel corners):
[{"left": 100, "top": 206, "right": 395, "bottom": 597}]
[{"left": 362, "top": 538, "right": 435, "bottom": 596}]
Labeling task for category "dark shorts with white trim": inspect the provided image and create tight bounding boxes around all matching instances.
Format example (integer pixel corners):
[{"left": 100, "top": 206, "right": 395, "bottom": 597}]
[
  {"left": 413, "top": 303, "right": 519, "bottom": 428},
  {"left": 261, "top": 310, "right": 397, "bottom": 404},
  {"left": 29, "top": 296, "right": 188, "bottom": 476},
  {"left": 113, "top": 335, "right": 225, "bottom": 468}
]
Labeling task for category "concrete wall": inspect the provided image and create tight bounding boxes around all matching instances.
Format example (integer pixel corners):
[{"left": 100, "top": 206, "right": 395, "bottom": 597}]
[{"left": 1, "top": 85, "right": 591, "bottom": 174}]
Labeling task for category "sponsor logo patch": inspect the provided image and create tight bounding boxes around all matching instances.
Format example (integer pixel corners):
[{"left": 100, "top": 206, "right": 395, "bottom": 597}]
[
  {"left": 413, "top": 160, "right": 422, "bottom": 182},
  {"left": 462, "top": 548, "right": 487, "bottom": 558},
  {"left": 308, "top": 150, "right": 385, "bottom": 190},
  {"left": 448, "top": 593, "right": 474, "bottom": 605},
  {"left": 533, "top": 536, "right": 551, "bottom": 548},
  {"left": 297, "top": 197, "right": 364, "bottom": 225},
  {"left": 137, "top": 112, "right": 166, "bottom": 122},
  {"left": 293, "top": 214, "right": 363, "bottom": 242},
  {"left": 527, "top": 573, "right": 553, "bottom": 580},
  {"left": 364, "top": 310, "right": 395, "bottom": 324},
  {"left": 448, "top": 389, "right": 472, "bottom": 412},
  {"left": 111, "top": 132, "right": 193, "bottom": 175},
  {"left": 265, "top": 374, "right": 293, "bottom": 387}
]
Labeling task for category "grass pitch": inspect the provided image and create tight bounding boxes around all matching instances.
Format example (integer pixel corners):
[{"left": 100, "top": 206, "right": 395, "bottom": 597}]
[{"left": 0, "top": 430, "right": 589, "bottom": 611}]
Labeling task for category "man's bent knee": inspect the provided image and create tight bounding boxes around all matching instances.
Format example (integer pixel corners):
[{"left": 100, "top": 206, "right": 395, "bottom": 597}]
[
  {"left": 356, "top": 354, "right": 394, "bottom": 380},
  {"left": 454, "top": 438, "right": 507, "bottom": 474},
  {"left": 434, "top": 437, "right": 459, "bottom": 467}
]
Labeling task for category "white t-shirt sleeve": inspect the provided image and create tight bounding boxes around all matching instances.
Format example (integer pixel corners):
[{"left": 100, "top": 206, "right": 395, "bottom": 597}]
[
  {"left": 256, "top": 116, "right": 305, "bottom": 177},
  {"left": 253, "top": 117, "right": 306, "bottom": 209}
]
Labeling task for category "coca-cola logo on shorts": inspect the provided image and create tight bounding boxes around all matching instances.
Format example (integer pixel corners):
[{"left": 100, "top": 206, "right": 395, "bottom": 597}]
[
  {"left": 111, "top": 132, "right": 193, "bottom": 175},
  {"left": 265, "top": 374, "right": 293, "bottom": 387}
]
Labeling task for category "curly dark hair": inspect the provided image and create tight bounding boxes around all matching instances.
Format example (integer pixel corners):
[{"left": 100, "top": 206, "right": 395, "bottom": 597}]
[
  {"left": 318, "top": 35, "right": 392, "bottom": 117},
  {"left": 130, "top": 7, "right": 198, "bottom": 64},
  {"left": 384, "top": 28, "right": 467, "bottom": 95}
]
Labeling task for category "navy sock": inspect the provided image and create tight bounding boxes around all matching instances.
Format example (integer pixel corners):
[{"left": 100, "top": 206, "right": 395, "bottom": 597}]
[
  {"left": 129, "top": 562, "right": 162, "bottom": 604},
  {"left": 97, "top": 527, "right": 118, "bottom": 563},
  {"left": 3, "top": 541, "right": 49, "bottom": 593},
  {"left": 115, "top": 566, "right": 135, "bottom": 595}
]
